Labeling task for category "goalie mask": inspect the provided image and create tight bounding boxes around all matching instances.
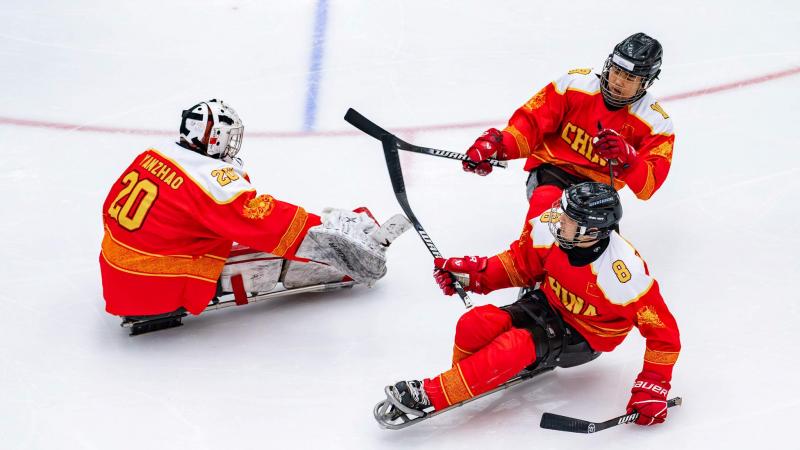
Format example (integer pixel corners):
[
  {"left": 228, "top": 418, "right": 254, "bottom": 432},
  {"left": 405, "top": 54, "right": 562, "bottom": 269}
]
[
  {"left": 548, "top": 182, "right": 622, "bottom": 249},
  {"left": 179, "top": 99, "right": 244, "bottom": 162},
  {"left": 600, "top": 32, "right": 663, "bottom": 108}
]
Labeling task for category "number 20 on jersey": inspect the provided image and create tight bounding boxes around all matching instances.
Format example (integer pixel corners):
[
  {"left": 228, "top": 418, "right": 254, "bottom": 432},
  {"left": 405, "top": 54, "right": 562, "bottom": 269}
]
[{"left": 107, "top": 171, "right": 158, "bottom": 231}]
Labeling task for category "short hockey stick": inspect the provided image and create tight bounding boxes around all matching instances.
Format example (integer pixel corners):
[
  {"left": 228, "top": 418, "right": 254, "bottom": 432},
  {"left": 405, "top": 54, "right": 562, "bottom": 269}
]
[
  {"left": 540, "top": 396, "right": 682, "bottom": 433},
  {"left": 379, "top": 134, "right": 472, "bottom": 308},
  {"left": 344, "top": 108, "right": 507, "bottom": 169}
]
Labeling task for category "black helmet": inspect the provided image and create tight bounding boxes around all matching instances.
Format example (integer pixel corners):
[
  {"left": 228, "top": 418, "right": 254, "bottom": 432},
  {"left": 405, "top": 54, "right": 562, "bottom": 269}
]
[
  {"left": 600, "top": 32, "right": 663, "bottom": 107},
  {"left": 549, "top": 182, "right": 622, "bottom": 248}
]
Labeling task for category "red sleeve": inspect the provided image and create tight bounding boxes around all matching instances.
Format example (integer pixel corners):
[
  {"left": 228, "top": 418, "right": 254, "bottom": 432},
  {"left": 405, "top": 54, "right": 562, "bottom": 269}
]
[
  {"left": 193, "top": 190, "right": 321, "bottom": 260},
  {"left": 626, "top": 281, "right": 681, "bottom": 383},
  {"left": 499, "top": 82, "right": 568, "bottom": 160},
  {"left": 622, "top": 133, "right": 674, "bottom": 200},
  {"left": 471, "top": 225, "right": 547, "bottom": 292}
]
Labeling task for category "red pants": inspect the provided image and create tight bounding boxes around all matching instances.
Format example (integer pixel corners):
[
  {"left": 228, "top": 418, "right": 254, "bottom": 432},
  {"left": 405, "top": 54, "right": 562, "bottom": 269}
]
[
  {"left": 423, "top": 305, "right": 537, "bottom": 410},
  {"left": 525, "top": 185, "right": 564, "bottom": 224}
]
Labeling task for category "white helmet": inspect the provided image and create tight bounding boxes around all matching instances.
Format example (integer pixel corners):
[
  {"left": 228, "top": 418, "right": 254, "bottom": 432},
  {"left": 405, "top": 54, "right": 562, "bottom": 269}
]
[{"left": 179, "top": 99, "right": 244, "bottom": 162}]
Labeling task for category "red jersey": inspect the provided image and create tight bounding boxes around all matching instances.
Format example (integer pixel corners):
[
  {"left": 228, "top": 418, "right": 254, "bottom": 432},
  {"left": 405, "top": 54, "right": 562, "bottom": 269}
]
[
  {"left": 472, "top": 211, "right": 681, "bottom": 382},
  {"left": 500, "top": 69, "right": 675, "bottom": 200},
  {"left": 99, "top": 142, "right": 320, "bottom": 316}
]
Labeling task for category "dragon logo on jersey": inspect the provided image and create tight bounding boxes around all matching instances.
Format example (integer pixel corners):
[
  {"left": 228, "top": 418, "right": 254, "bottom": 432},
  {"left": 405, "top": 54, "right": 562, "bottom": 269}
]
[
  {"left": 649, "top": 141, "right": 673, "bottom": 163},
  {"left": 243, "top": 194, "right": 275, "bottom": 220},
  {"left": 523, "top": 88, "right": 547, "bottom": 111},
  {"left": 636, "top": 305, "right": 665, "bottom": 329},
  {"left": 518, "top": 221, "right": 533, "bottom": 249}
]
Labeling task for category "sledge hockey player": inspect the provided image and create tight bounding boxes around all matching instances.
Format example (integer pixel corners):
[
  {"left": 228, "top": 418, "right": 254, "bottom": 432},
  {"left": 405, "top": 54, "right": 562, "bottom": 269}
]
[
  {"left": 377, "top": 182, "right": 680, "bottom": 428},
  {"left": 462, "top": 32, "right": 674, "bottom": 222},
  {"left": 99, "top": 99, "right": 409, "bottom": 331}
]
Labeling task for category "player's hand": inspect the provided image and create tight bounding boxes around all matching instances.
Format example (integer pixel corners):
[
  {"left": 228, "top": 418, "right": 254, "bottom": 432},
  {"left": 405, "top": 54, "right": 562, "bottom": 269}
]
[
  {"left": 464, "top": 129, "right": 504, "bottom": 176},
  {"left": 594, "top": 129, "right": 638, "bottom": 174},
  {"left": 626, "top": 371, "right": 671, "bottom": 426},
  {"left": 433, "top": 256, "right": 488, "bottom": 295}
]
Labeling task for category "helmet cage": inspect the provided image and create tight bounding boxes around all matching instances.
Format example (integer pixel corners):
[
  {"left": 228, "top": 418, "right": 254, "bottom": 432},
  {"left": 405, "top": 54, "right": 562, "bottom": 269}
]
[
  {"left": 600, "top": 54, "right": 659, "bottom": 108},
  {"left": 208, "top": 117, "right": 244, "bottom": 162}
]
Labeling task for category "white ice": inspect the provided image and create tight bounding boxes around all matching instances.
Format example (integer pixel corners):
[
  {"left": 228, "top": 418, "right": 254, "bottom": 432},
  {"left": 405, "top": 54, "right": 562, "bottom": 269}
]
[{"left": 1, "top": 1, "right": 799, "bottom": 449}]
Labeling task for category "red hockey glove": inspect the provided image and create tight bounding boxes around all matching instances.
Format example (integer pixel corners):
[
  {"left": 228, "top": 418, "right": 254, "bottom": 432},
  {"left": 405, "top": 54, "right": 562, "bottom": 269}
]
[
  {"left": 433, "top": 256, "right": 488, "bottom": 295},
  {"left": 464, "top": 128, "right": 505, "bottom": 176},
  {"left": 594, "top": 129, "right": 639, "bottom": 175},
  {"left": 626, "top": 371, "right": 671, "bottom": 426}
]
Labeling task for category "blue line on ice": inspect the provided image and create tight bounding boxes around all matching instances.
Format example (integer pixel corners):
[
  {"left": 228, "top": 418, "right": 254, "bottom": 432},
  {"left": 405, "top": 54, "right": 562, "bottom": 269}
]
[{"left": 302, "top": 0, "right": 330, "bottom": 132}]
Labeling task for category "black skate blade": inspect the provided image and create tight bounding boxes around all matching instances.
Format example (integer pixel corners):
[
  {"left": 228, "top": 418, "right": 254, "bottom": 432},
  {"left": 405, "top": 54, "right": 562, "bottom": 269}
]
[{"left": 122, "top": 311, "right": 187, "bottom": 336}]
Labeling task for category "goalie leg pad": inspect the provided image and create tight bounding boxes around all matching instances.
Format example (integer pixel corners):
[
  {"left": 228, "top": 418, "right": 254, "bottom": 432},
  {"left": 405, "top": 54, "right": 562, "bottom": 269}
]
[
  {"left": 281, "top": 260, "right": 348, "bottom": 289},
  {"left": 220, "top": 246, "right": 283, "bottom": 293}
]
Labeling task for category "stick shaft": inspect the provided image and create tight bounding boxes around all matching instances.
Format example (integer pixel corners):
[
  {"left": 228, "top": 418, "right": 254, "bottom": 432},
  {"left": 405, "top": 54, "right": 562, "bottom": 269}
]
[
  {"left": 345, "top": 108, "right": 506, "bottom": 168},
  {"left": 379, "top": 134, "right": 472, "bottom": 308}
]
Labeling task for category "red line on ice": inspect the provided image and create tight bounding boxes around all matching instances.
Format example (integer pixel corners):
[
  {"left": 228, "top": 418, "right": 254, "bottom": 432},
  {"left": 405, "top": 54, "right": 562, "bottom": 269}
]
[{"left": 1, "top": 66, "right": 798, "bottom": 138}]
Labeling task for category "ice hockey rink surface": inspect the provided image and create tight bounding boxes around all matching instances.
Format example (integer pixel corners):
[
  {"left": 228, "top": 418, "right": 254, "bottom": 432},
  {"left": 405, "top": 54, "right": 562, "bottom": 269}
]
[{"left": 2, "top": 1, "right": 799, "bottom": 449}]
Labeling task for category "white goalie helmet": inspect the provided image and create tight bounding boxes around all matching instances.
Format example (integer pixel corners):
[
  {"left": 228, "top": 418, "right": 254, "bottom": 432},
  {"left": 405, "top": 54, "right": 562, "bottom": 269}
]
[{"left": 179, "top": 99, "right": 244, "bottom": 162}]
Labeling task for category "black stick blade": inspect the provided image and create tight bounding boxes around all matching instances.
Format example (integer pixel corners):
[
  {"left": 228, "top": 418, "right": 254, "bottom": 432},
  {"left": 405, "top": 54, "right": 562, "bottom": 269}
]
[
  {"left": 540, "top": 397, "right": 682, "bottom": 434},
  {"left": 540, "top": 413, "right": 596, "bottom": 434},
  {"left": 344, "top": 108, "right": 390, "bottom": 140}
]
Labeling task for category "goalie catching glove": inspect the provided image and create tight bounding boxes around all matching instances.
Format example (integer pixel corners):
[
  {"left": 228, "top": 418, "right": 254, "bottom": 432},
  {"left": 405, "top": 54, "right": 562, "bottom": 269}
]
[{"left": 295, "top": 208, "right": 411, "bottom": 286}]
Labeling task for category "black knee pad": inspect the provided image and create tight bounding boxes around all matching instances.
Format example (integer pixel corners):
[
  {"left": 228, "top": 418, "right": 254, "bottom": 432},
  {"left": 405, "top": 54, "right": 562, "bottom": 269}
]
[{"left": 502, "top": 290, "right": 600, "bottom": 369}]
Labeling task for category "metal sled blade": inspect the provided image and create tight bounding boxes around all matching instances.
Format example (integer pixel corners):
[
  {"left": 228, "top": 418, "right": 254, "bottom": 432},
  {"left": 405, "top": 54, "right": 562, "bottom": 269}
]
[
  {"left": 121, "top": 281, "right": 356, "bottom": 335},
  {"left": 374, "top": 366, "right": 555, "bottom": 430}
]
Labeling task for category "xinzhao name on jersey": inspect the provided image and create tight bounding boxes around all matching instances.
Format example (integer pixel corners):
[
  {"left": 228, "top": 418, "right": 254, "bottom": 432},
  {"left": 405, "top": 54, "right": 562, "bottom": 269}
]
[
  {"left": 139, "top": 154, "right": 184, "bottom": 190},
  {"left": 560, "top": 122, "right": 608, "bottom": 167},
  {"left": 548, "top": 276, "right": 597, "bottom": 316}
]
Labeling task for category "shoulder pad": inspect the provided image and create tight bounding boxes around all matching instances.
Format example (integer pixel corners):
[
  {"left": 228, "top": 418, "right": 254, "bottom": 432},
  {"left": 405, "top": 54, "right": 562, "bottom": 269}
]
[
  {"left": 553, "top": 69, "right": 601, "bottom": 95},
  {"left": 629, "top": 93, "right": 674, "bottom": 136},
  {"left": 153, "top": 142, "right": 254, "bottom": 204},
  {"left": 530, "top": 211, "right": 558, "bottom": 248},
  {"left": 591, "top": 233, "right": 654, "bottom": 305}
]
